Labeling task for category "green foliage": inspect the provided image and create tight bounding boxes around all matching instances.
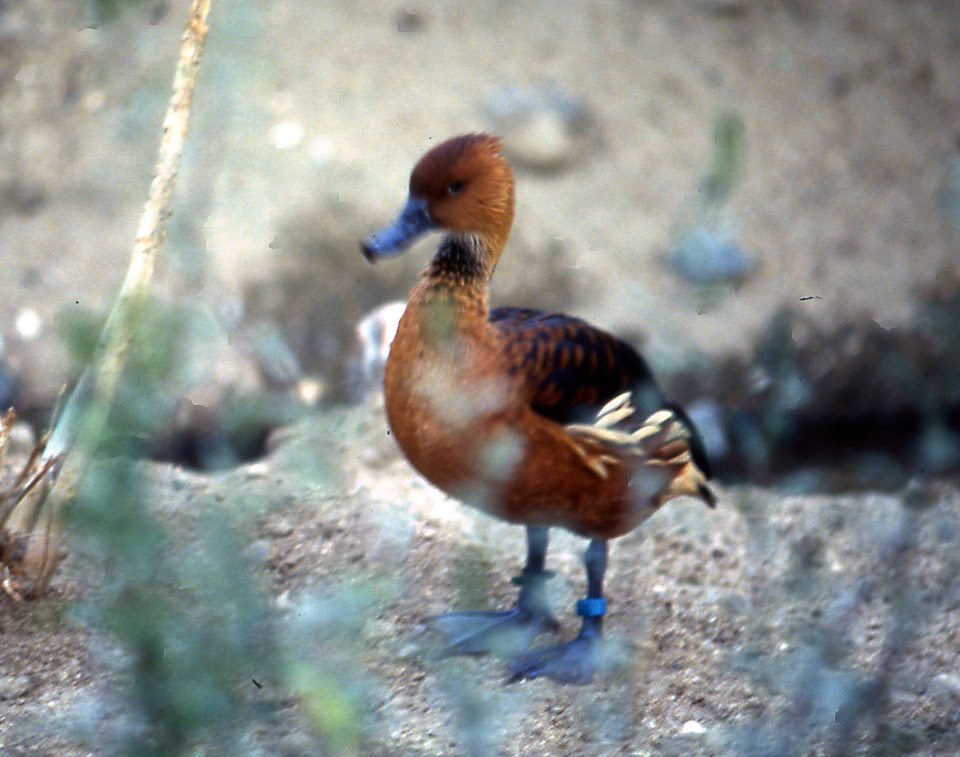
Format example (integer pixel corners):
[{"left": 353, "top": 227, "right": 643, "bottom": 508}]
[
  {"left": 58, "top": 296, "right": 358, "bottom": 755},
  {"left": 725, "top": 490, "right": 943, "bottom": 756},
  {"left": 68, "top": 448, "right": 278, "bottom": 754},
  {"left": 670, "top": 109, "right": 754, "bottom": 284},
  {"left": 58, "top": 305, "right": 106, "bottom": 366},
  {"left": 281, "top": 582, "right": 387, "bottom": 754},
  {"left": 701, "top": 109, "right": 746, "bottom": 208}
]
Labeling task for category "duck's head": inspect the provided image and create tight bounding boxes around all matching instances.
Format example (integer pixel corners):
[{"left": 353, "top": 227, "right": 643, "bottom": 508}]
[{"left": 361, "top": 134, "right": 515, "bottom": 270}]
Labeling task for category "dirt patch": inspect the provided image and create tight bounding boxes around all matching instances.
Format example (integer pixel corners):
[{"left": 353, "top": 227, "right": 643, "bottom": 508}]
[{"left": 2, "top": 404, "right": 960, "bottom": 755}]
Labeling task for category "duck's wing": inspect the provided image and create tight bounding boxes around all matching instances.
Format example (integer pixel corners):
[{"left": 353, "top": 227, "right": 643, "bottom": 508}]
[
  {"left": 490, "top": 307, "right": 659, "bottom": 423},
  {"left": 490, "top": 306, "right": 712, "bottom": 479},
  {"left": 565, "top": 396, "right": 717, "bottom": 507}
]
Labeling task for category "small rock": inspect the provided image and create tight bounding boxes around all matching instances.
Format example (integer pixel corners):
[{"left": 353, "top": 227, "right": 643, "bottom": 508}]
[
  {"left": 265, "top": 425, "right": 296, "bottom": 452},
  {"left": 362, "top": 618, "right": 395, "bottom": 642},
  {"left": 680, "top": 720, "right": 706, "bottom": 736},
  {"left": 509, "top": 113, "right": 576, "bottom": 172},
  {"left": 670, "top": 226, "right": 755, "bottom": 285},
  {"left": 295, "top": 376, "right": 325, "bottom": 405},
  {"left": 395, "top": 8, "right": 423, "bottom": 32},
  {"left": 264, "top": 517, "right": 294, "bottom": 538},
  {"left": 245, "top": 461, "right": 270, "bottom": 479},
  {"left": 243, "top": 539, "right": 272, "bottom": 566},
  {"left": 928, "top": 673, "right": 960, "bottom": 701},
  {"left": 0, "top": 675, "right": 34, "bottom": 700},
  {"left": 270, "top": 121, "right": 304, "bottom": 151},
  {"left": 82, "top": 89, "right": 106, "bottom": 112},
  {"left": 14, "top": 308, "right": 42, "bottom": 340},
  {"left": 14, "top": 63, "right": 37, "bottom": 87},
  {"left": 482, "top": 84, "right": 595, "bottom": 173},
  {"left": 398, "top": 643, "right": 419, "bottom": 659}
]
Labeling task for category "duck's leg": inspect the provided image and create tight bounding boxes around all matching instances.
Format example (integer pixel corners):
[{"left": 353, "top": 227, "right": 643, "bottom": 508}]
[
  {"left": 508, "top": 538, "right": 609, "bottom": 684},
  {"left": 424, "top": 525, "right": 560, "bottom": 656}
]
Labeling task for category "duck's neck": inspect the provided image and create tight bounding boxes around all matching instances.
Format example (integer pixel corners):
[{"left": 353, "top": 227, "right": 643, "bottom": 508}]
[
  {"left": 410, "top": 234, "right": 499, "bottom": 346},
  {"left": 423, "top": 234, "right": 497, "bottom": 298}
]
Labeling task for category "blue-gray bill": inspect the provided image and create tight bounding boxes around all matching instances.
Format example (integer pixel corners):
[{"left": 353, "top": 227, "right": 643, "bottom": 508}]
[{"left": 361, "top": 196, "right": 436, "bottom": 262}]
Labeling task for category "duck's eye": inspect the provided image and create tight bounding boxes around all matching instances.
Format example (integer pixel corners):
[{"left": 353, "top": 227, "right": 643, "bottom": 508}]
[{"left": 447, "top": 180, "right": 464, "bottom": 195}]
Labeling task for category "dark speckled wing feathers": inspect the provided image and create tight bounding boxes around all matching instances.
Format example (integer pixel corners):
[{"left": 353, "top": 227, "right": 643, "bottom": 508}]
[
  {"left": 490, "top": 307, "right": 660, "bottom": 425},
  {"left": 490, "top": 307, "right": 712, "bottom": 479}
]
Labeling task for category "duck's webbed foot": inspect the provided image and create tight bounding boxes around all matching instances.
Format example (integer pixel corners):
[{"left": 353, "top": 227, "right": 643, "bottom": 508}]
[
  {"left": 425, "top": 571, "right": 558, "bottom": 656},
  {"left": 507, "top": 600, "right": 609, "bottom": 684},
  {"left": 508, "top": 634, "right": 598, "bottom": 684}
]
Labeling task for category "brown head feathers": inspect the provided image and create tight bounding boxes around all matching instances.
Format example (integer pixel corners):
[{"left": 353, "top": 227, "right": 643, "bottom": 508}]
[{"left": 409, "top": 134, "right": 516, "bottom": 252}]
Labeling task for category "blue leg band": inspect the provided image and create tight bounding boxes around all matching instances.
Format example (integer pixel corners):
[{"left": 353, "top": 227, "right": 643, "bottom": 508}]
[{"left": 575, "top": 597, "right": 606, "bottom": 617}]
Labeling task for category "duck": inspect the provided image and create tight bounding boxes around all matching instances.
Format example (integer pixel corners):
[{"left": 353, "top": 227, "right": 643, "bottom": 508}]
[{"left": 361, "top": 133, "right": 715, "bottom": 684}]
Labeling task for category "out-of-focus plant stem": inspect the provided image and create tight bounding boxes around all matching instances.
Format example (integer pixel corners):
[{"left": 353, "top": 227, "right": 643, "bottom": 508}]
[
  {"left": 22, "top": 0, "right": 213, "bottom": 597},
  {"left": 93, "top": 0, "right": 212, "bottom": 407}
]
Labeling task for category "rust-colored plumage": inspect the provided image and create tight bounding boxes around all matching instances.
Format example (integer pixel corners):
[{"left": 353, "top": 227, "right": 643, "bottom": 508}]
[{"left": 361, "top": 133, "right": 714, "bottom": 683}]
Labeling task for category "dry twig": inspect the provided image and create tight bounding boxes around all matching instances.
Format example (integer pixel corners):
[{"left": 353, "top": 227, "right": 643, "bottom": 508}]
[{"left": 0, "top": 0, "right": 214, "bottom": 598}]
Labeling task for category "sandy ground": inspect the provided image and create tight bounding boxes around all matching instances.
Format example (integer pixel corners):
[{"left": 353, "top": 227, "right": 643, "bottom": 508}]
[
  {"left": 3, "top": 402, "right": 960, "bottom": 755},
  {"left": 1, "top": 0, "right": 960, "bottom": 755}
]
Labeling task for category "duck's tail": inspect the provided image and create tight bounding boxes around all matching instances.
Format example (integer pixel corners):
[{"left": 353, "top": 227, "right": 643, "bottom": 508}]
[{"left": 566, "top": 392, "right": 716, "bottom": 508}]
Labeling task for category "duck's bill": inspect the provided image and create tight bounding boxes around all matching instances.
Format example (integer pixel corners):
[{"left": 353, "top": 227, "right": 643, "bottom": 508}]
[{"left": 361, "top": 196, "right": 436, "bottom": 262}]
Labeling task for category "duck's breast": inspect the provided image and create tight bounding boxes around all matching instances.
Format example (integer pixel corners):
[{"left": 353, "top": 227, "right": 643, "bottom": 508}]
[{"left": 383, "top": 303, "right": 520, "bottom": 500}]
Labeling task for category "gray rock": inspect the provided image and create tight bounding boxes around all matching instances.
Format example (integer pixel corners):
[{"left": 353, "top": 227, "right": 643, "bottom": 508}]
[
  {"left": 928, "top": 673, "right": 960, "bottom": 701},
  {"left": 0, "top": 674, "right": 34, "bottom": 700},
  {"left": 264, "top": 517, "right": 294, "bottom": 538},
  {"left": 671, "top": 226, "right": 755, "bottom": 285},
  {"left": 482, "top": 84, "right": 595, "bottom": 173}
]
